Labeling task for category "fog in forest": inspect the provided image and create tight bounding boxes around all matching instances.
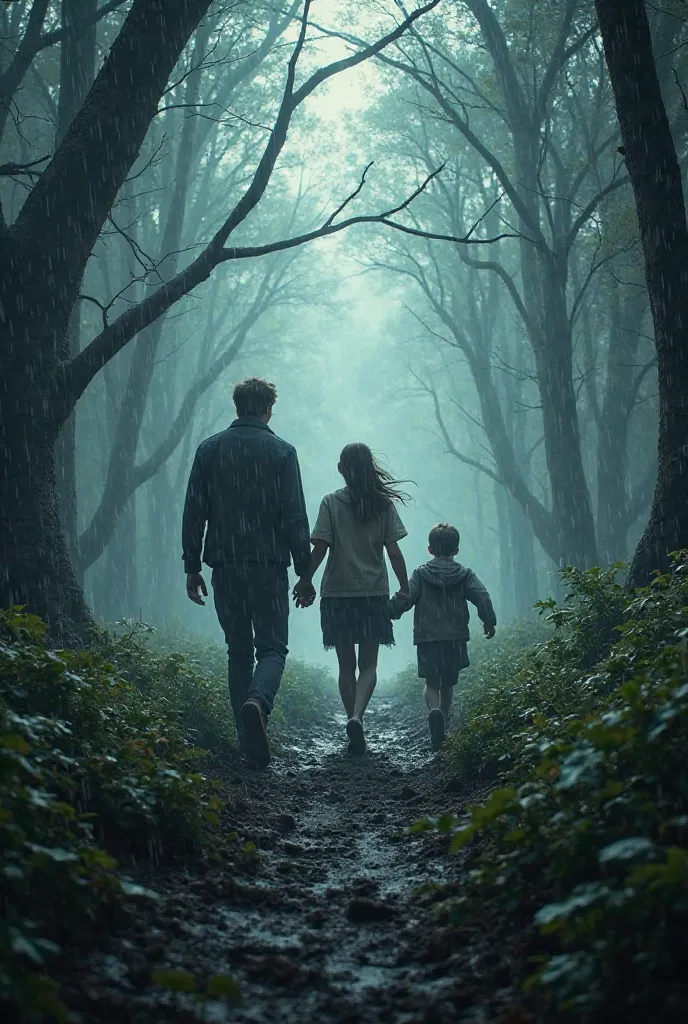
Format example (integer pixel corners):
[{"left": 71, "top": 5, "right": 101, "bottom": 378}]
[
  {"left": 4, "top": 2, "right": 688, "bottom": 1020},
  {"left": 0, "top": 0, "right": 655, "bottom": 672}
]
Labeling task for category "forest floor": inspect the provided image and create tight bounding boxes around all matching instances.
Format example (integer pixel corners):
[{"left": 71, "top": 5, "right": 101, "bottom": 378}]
[{"left": 59, "top": 692, "right": 519, "bottom": 1024}]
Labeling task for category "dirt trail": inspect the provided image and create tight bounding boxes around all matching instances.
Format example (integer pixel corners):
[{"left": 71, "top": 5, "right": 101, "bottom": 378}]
[{"left": 69, "top": 695, "right": 510, "bottom": 1024}]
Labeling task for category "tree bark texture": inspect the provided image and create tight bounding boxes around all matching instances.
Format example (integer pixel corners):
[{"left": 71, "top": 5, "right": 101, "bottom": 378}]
[
  {"left": 0, "top": 0, "right": 213, "bottom": 634},
  {"left": 594, "top": 0, "right": 688, "bottom": 584},
  {"left": 55, "top": 0, "right": 99, "bottom": 572}
]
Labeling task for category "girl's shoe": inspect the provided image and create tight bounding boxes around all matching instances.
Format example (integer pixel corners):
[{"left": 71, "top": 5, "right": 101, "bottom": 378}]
[
  {"left": 346, "top": 718, "right": 366, "bottom": 754},
  {"left": 428, "top": 709, "right": 446, "bottom": 751}
]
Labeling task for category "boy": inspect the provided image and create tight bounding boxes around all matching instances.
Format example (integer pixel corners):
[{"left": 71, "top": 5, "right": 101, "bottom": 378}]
[{"left": 390, "top": 523, "right": 496, "bottom": 750}]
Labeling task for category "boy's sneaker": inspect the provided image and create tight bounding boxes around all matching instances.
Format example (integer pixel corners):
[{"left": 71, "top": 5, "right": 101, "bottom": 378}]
[
  {"left": 428, "top": 709, "right": 446, "bottom": 751},
  {"left": 240, "top": 698, "right": 271, "bottom": 768}
]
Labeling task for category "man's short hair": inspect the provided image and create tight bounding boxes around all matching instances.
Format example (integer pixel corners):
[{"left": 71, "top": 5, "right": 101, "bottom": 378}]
[
  {"left": 428, "top": 522, "right": 460, "bottom": 556},
  {"left": 232, "top": 377, "right": 277, "bottom": 418}
]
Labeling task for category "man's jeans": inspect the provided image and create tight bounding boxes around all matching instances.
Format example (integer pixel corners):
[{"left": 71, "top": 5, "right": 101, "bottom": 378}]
[{"left": 211, "top": 564, "right": 289, "bottom": 745}]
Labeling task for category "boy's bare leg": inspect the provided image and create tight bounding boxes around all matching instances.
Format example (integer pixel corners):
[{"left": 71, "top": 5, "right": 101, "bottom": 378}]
[
  {"left": 352, "top": 639, "right": 380, "bottom": 721},
  {"left": 425, "top": 675, "right": 445, "bottom": 749},
  {"left": 335, "top": 643, "right": 356, "bottom": 718}
]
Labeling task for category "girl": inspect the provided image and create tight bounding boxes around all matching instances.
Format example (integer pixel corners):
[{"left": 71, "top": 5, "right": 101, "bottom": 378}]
[{"left": 296, "top": 443, "right": 409, "bottom": 753}]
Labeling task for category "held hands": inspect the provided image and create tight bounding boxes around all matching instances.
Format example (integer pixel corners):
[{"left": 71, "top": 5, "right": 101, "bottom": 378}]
[
  {"left": 292, "top": 578, "right": 316, "bottom": 609},
  {"left": 484, "top": 625, "right": 496, "bottom": 639},
  {"left": 186, "top": 572, "right": 208, "bottom": 606}
]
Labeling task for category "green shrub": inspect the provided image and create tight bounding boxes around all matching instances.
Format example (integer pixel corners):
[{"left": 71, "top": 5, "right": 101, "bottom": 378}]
[
  {"left": 270, "top": 658, "right": 334, "bottom": 728},
  {"left": 106, "top": 618, "right": 334, "bottom": 741},
  {"left": 0, "top": 608, "right": 223, "bottom": 1022},
  {"left": 389, "top": 616, "right": 554, "bottom": 777},
  {"left": 100, "top": 619, "right": 237, "bottom": 756},
  {"left": 441, "top": 566, "right": 626, "bottom": 782},
  {"left": 416, "top": 557, "right": 688, "bottom": 1021}
]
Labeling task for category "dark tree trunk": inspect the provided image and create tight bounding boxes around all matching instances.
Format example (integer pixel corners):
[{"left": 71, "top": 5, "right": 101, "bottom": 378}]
[
  {"left": 55, "top": 0, "right": 99, "bottom": 572},
  {"left": 0, "top": 0, "right": 213, "bottom": 634},
  {"left": 0, "top": 399, "right": 91, "bottom": 641},
  {"left": 93, "top": 497, "right": 139, "bottom": 622},
  {"left": 595, "top": 0, "right": 688, "bottom": 584},
  {"left": 494, "top": 481, "right": 513, "bottom": 621},
  {"left": 508, "top": 494, "right": 538, "bottom": 615},
  {"left": 532, "top": 258, "right": 598, "bottom": 568},
  {"left": 596, "top": 278, "right": 648, "bottom": 562},
  {"left": 77, "top": 25, "right": 206, "bottom": 574}
]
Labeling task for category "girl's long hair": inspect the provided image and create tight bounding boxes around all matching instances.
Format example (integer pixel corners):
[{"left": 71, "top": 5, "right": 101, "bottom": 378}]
[{"left": 339, "top": 442, "right": 411, "bottom": 523}]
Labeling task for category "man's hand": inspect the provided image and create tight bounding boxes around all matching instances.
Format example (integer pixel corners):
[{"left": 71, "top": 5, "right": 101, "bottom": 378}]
[
  {"left": 186, "top": 572, "right": 208, "bottom": 606},
  {"left": 484, "top": 625, "right": 496, "bottom": 639},
  {"left": 292, "top": 578, "right": 316, "bottom": 608}
]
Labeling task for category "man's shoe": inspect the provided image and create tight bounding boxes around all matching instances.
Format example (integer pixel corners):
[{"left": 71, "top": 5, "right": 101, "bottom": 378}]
[
  {"left": 240, "top": 698, "right": 270, "bottom": 768},
  {"left": 429, "top": 709, "right": 446, "bottom": 751},
  {"left": 346, "top": 718, "right": 366, "bottom": 755}
]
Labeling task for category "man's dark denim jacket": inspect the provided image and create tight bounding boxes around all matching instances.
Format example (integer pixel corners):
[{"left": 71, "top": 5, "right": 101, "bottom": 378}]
[{"left": 181, "top": 418, "right": 311, "bottom": 578}]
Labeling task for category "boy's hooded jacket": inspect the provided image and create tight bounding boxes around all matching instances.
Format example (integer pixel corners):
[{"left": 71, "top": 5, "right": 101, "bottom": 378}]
[{"left": 389, "top": 557, "right": 496, "bottom": 644}]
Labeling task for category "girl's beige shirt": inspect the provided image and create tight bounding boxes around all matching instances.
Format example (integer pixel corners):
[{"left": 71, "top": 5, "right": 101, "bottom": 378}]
[{"left": 311, "top": 487, "right": 407, "bottom": 598}]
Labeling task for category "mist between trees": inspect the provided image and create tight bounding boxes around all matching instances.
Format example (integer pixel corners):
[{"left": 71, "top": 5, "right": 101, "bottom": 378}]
[{"left": 0, "top": 0, "right": 686, "bottom": 647}]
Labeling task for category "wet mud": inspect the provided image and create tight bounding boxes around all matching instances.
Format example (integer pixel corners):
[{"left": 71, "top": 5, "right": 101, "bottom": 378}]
[{"left": 63, "top": 695, "right": 521, "bottom": 1023}]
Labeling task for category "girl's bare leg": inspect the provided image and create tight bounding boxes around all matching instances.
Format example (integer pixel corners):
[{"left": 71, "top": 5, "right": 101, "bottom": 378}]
[
  {"left": 352, "top": 639, "right": 380, "bottom": 721},
  {"left": 439, "top": 684, "right": 453, "bottom": 718},
  {"left": 335, "top": 643, "right": 357, "bottom": 718},
  {"left": 424, "top": 678, "right": 441, "bottom": 711}
]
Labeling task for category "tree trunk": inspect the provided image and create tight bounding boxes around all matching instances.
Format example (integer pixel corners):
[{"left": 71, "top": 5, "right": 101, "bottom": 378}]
[
  {"left": 0, "top": 401, "right": 91, "bottom": 640},
  {"left": 508, "top": 493, "right": 538, "bottom": 615},
  {"left": 531, "top": 257, "right": 598, "bottom": 568},
  {"left": 55, "top": 0, "right": 99, "bottom": 573},
  {"left": 596, "top": 278, "right": 648, "bottom": 562},
  {"left": 0, "top": 0, "right": 214, "bottom": 633},
  {"left": 92, "top": 496, "right": 139, "bottom": 622},
  {"left": 595, "top": 0, "right": 688, "bottom": 584},
  {"left": 494, "top": 480, "right": 512, "bottom": 621},
  {"left": 77, "top": 24, "right": 207, "bottom": 573}
]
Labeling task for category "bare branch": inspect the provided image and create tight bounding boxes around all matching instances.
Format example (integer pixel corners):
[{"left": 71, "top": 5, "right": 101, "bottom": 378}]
[
  {"left": 0, "top": 154, "right": 49, "bottom": 176},
  {"left": 410, "top": 370, "right": 503, "bottom": 483}
]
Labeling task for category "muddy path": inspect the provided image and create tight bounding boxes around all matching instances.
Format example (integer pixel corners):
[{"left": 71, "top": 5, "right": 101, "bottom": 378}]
[{"left": 65, "top": 695, "right": 517, "bottom": 1024}]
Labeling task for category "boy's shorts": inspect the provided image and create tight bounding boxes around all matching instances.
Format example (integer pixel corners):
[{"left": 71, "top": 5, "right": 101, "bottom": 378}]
[{"left": 416, "top": 640, "right": 470, "bottom": 683}]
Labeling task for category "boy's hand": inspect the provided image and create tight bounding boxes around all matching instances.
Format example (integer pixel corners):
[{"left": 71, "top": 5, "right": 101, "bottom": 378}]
[{"left": 484, "top": 625, "right": 495, "bottom": 639}]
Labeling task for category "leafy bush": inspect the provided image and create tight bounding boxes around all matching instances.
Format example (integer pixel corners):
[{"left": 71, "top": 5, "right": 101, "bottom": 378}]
[
  {"left": 440, "top": 566, "right": 625, "bottom": 782},
  {"left": 100, "top": 619, "right": 237, "bottom": 756},
  {"left": 270, "top": 657, "right": 334, "bottom": 728},
  {"left": 0, "top": 609, "right": 223, "bottom": 1021},
  {"left": 416, "top": 557, "right": 688, "bottom": 1021},
  {"left": 105, "top": 618, "right": 334, "bottom": 742},
  {"left": 1, "top": 608, "right": 333, "bottom": 1021},
  {"left": 389, "top": 615, "right": 553, "bottom": 778}
]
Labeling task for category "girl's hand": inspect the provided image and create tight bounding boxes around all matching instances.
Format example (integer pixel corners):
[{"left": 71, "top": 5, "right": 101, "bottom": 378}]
[{"left": 293, "top": 579, "right": 316, "bottom": 608}]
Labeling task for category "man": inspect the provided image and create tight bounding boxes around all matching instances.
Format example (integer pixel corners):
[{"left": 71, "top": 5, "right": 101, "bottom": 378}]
[{"left": 182, "top": 377, "right": 315, "bottom": 767}]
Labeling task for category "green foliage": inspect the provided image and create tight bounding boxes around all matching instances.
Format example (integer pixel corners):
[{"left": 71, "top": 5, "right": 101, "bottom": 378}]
[
  {"left": 106, "top": 618, "right": 333, "bottom": 742},
  {"left": 389, "top": 615, "right": 554, "bottom": 778},
  {"left": 0, "top": 608, "right": 332, "bottom": 1021},
  {"left": 270, "top": 657, "right": 333, "bottom": 728},
  {"left": 101, "top": 619, "right": 237, "bottom": 756},
  {"left": 153, "top": 966, "right": 241, "bottom": 1004},
  {"left": 0, "top": 608, "right": 222, "bottom": 1021},
  {"left": 418, "top": 556, "right": 688, "bottom": 1020},
  {"left": 443, "top": 565, "right": 626, "bottom": 782}
]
